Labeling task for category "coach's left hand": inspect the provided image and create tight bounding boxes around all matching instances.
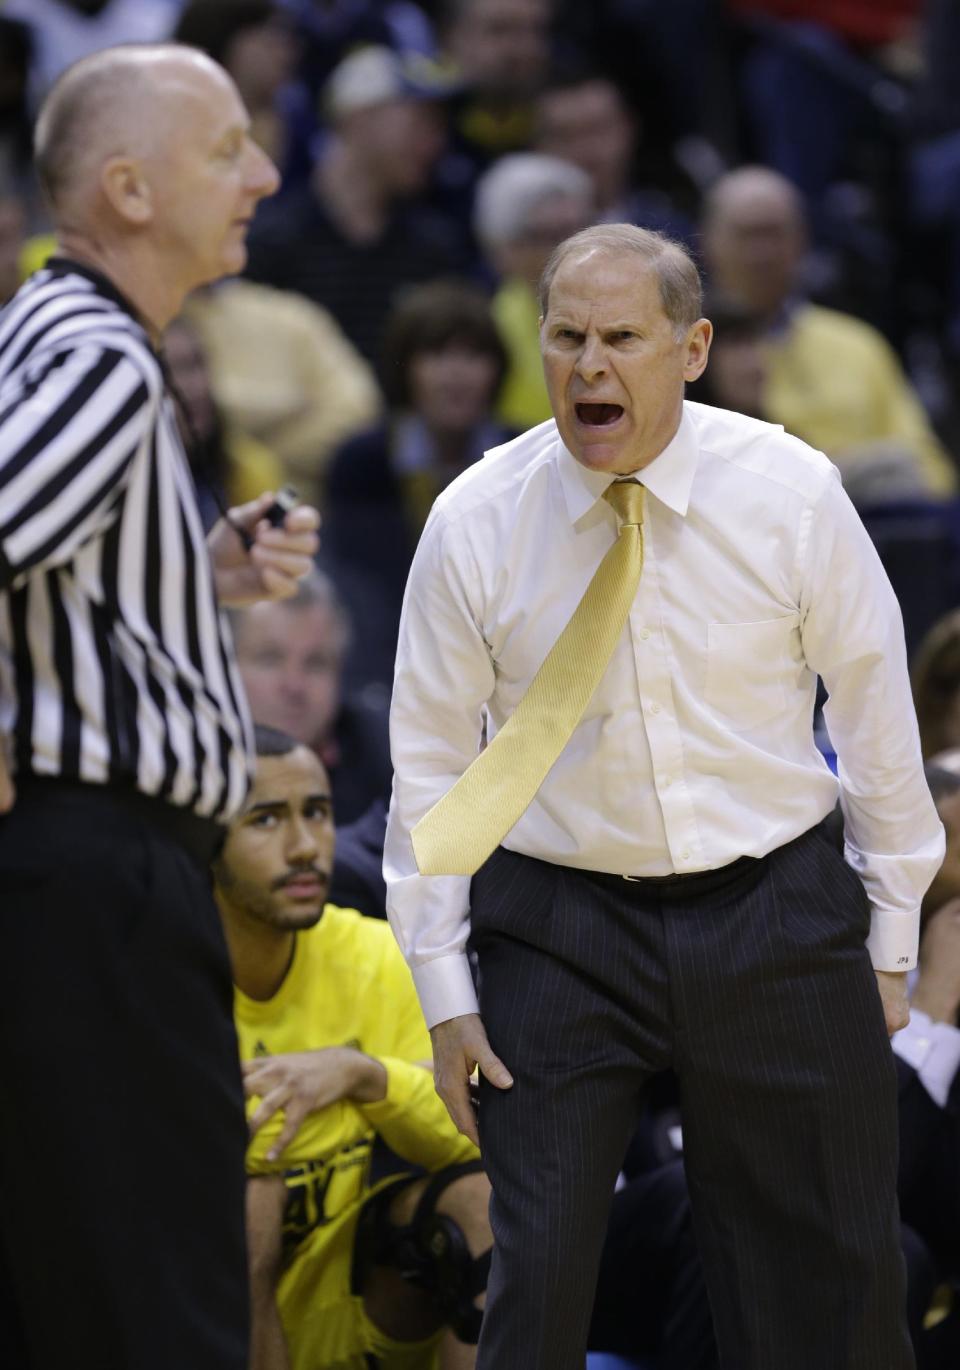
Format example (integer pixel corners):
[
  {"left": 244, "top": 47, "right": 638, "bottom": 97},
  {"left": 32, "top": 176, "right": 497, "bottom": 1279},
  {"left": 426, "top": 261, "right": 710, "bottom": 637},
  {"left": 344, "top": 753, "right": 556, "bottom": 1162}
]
[
  {"left": 874, "top": 969, "right": 910, "bottom": 1036},
  {"left": 209, "top": 492, "right": 320, "bottom": 608}
]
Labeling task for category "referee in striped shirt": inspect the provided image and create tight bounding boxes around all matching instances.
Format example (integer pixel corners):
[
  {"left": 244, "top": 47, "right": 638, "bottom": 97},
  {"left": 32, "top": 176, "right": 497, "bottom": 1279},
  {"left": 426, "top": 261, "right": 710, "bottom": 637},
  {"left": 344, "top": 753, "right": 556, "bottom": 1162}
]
[{"left": 0, "top": 45, "right": 319, "bottom": 1370}]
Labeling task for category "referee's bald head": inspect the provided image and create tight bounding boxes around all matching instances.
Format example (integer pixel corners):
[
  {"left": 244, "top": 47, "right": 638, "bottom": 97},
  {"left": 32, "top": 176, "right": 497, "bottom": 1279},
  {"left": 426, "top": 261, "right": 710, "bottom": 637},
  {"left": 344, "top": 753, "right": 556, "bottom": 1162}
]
[{"left": 34, "top": 43, "right": 231, "bottom": 218}]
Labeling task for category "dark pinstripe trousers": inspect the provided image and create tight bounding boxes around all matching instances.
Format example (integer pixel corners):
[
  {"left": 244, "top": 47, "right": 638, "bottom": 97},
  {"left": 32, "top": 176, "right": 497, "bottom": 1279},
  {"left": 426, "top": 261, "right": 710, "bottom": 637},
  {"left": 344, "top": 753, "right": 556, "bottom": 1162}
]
[{"left": 469, "top": 822, "right": 913, "bottom": 1370}]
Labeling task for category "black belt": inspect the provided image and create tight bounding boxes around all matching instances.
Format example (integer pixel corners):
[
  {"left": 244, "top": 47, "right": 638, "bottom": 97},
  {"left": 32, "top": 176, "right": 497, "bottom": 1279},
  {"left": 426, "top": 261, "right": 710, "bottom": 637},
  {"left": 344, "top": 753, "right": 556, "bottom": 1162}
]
[
  {"left": 581, "top": 815, "right": 833, "bottom": 901},
  {"left": 619, "top": 853, "right": 760, "bottom": 887}
]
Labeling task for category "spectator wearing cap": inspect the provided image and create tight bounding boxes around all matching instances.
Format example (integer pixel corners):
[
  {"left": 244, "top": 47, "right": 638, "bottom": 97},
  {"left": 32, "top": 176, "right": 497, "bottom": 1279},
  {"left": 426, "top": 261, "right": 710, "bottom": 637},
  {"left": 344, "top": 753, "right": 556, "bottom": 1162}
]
[
  {"left": 473, "top": 152, "right": 594, "bottom": 431},
  {"left": 244, "top": 44, "right": 460, "bottom": 363}
]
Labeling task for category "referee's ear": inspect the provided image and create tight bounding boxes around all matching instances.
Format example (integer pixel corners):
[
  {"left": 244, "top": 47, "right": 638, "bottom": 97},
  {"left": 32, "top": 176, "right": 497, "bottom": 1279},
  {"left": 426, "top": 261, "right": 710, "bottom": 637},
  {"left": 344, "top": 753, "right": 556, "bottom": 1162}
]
[{"left": 100, "top": 157, "right": 153, "bottom": 226}]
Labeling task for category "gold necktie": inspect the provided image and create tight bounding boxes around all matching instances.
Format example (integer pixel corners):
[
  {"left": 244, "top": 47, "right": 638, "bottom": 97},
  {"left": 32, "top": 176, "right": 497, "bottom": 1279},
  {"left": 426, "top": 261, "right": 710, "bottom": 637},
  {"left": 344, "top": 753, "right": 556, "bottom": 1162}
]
[{"left": 412, "top": 480, "right": 645, "bottom": 876}]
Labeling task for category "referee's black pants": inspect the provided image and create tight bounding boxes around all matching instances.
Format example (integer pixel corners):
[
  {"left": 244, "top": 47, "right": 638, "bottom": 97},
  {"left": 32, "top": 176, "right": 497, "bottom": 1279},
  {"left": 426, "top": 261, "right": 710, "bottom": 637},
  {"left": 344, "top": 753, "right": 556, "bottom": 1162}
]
[
  {"left": 0, "top": 782, "right": 248, "bottom": 1370},
  {"left": 470, "top": 821, "right": 913, "bottom": 1370}
]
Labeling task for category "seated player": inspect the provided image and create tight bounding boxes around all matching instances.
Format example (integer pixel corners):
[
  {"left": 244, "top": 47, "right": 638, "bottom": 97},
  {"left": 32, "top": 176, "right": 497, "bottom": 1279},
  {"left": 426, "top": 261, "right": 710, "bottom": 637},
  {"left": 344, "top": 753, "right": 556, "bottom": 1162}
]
[{"left": 213, "top": 725, "right": 491, "bottom": 1370}]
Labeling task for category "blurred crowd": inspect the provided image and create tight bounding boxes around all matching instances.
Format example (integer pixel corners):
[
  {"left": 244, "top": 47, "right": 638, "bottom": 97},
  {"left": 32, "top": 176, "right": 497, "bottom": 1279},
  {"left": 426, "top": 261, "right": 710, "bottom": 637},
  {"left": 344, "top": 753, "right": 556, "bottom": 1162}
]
[{"left": 4, "top": 1, "right": 960, "bottom": 1367}]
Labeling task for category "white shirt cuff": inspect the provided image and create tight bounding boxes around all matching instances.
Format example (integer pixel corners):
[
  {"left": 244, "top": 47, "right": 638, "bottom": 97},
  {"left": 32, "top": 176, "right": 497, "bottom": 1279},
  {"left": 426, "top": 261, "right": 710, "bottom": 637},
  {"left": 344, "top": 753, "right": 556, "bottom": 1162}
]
[
  {"left": 411, "top": 952, "right": 479, "bottom": 1029},
  {"left": 866, "top": 906, "right": 920, "bottom": 972},
  {"left": 892, "top": 1009, "right": 960, "bottom": 1108}
]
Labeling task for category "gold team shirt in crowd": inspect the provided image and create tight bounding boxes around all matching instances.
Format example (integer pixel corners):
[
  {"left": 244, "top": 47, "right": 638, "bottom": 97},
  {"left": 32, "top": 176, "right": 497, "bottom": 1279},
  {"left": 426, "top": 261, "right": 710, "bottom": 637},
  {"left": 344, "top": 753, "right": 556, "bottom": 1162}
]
[{"left": 234, "top": 903, "right": 477, "bottom": 1370}]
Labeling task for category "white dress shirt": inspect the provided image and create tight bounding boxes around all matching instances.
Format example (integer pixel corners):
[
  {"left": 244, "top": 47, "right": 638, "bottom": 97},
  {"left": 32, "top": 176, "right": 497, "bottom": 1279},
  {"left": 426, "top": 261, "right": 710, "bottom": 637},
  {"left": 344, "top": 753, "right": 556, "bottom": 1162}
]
[{"left": 385, "top": 402, "right": 945, "bottom": 1027}]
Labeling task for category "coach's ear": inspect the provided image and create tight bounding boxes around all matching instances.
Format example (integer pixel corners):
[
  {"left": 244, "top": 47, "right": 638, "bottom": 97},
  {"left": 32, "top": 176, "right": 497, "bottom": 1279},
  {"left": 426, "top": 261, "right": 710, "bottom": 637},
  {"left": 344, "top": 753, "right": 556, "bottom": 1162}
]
[
  {"left": 100, "top": 156, "right": 153, "bottom": 226},
  {"left": 683, "top": 317, "right": 713, "bottom": 384}
]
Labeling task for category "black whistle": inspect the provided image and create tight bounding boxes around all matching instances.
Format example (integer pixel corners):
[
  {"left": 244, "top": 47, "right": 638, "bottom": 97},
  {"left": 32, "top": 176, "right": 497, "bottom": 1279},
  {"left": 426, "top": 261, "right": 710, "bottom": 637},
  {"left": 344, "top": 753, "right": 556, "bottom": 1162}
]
[{"left": 264, "top": 485, "right": 300, "bottom": 527}]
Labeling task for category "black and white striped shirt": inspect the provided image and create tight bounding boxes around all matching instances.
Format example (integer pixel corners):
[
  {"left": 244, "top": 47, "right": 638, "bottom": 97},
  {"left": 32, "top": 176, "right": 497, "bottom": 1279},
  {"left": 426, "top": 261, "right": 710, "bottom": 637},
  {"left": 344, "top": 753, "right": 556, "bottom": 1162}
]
[{"left": 0, "top": 259, "right": 252, "bottom": 820}]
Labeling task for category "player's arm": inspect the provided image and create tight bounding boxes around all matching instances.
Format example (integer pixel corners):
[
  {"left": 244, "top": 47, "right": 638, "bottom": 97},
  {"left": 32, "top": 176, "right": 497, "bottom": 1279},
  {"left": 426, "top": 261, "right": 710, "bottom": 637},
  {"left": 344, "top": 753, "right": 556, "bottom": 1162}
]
[
  {"left": 356, "top": 934, "right": 482, "bottom": 1166},
  {"left": 243, "top": 1047, "right": 386, "bottom": 1163},
  {"left": 246, "top": 1175, "right": 291, "bottom": 1370}
]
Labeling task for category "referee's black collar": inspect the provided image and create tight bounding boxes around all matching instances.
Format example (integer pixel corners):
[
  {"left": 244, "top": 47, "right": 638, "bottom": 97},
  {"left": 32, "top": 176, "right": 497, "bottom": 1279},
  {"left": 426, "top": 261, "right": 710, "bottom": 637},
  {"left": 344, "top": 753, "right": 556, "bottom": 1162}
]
[{"left": 46, "top": 256, "right": 153, "bottom": 339}]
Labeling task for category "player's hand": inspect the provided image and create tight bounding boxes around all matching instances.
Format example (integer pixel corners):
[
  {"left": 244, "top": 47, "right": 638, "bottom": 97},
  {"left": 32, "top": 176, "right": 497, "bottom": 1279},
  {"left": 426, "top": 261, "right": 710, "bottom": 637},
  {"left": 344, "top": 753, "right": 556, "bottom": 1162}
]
[
  {"left": 430, "top": 1013, "right": 513, "bottom": 1148},
  {"left": 208, "top": 492, "right": 319, "bottom": 608},
  {"left": 243, "top": 1048, "right": 386, "bottom": 1162},
  {"left": 911, "top": 899, "right": 960, "bottom": 1025},
  {"left": 875, "top": 969, "right": 910, "bottom": 1036},
  {"left": 0, "top": 734, "right": 14, "bottom": 814}
]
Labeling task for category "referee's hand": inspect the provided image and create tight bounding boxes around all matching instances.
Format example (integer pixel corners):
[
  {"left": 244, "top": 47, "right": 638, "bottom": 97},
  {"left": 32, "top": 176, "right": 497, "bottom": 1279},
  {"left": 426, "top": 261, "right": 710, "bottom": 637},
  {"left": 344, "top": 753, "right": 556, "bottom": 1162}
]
[
  {"left": 0, "top": 736, "right": 13, "bottom": 813},
  {"left": 208, "top": 492, "right": 320, "bottom": 608}
]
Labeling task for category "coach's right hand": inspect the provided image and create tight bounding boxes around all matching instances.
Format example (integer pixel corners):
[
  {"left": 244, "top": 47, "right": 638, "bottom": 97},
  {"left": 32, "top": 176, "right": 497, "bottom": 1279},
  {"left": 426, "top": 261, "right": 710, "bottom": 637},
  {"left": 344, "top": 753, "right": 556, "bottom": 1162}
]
[
  {"left": 0, "top": 735, "right": 13, "bottom": 813},
  {"left": 430, "top": 1012, "right": 513, "bottom": 1147}
]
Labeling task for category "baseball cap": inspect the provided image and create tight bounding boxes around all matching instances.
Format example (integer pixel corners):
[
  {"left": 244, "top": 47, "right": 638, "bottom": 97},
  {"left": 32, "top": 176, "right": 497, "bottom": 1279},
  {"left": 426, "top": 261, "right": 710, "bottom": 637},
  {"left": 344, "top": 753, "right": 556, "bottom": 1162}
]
[{"left": 324, "top": 45, "right": 460, "bottom": 121}]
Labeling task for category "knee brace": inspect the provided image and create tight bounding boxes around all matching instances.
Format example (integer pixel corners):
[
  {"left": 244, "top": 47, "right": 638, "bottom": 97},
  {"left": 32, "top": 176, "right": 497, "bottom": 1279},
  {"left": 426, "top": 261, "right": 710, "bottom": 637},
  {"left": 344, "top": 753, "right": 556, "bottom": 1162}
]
[{"left": 369, "top": 1161, "right": 492, "bottom": 1344}]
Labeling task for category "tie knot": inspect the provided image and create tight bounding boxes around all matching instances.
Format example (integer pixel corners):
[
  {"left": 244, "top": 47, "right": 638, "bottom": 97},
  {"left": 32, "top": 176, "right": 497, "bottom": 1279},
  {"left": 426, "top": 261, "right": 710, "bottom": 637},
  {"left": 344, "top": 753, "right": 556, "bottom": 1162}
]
[{"left": 604, "top": 480, "right": 644, "bottom": 528}]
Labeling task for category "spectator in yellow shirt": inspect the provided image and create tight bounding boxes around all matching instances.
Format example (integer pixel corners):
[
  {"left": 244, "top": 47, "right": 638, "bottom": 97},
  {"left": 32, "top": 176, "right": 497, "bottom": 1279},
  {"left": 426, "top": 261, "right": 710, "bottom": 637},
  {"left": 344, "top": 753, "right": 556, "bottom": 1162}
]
[
  {"left": 702, "top": 165, "right": 958, "bottom": 498},
  {"left": 213, "top": 724, "right": 491, "bottom": 1370}
]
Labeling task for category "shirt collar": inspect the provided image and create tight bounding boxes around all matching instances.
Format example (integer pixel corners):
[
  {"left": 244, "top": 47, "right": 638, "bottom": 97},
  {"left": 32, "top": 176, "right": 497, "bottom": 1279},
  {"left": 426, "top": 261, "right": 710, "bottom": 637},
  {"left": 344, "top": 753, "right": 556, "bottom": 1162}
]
[
  {"left": 46, "top": 255, "right": 147, "bottom": 330},
  {"left": 556, "top": 402, "right": 700, "bottom": 523}
]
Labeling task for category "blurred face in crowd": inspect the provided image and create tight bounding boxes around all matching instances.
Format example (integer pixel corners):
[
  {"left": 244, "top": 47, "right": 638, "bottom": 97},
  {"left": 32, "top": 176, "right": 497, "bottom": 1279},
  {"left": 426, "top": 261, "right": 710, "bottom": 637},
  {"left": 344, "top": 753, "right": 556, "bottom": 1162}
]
[
  {"left": 535, "top": 80, "right": 635, "bottom": 213},
  {"left": 409, "top": 342, "right": 501, "bottom": 433},
  {"left": 348, "top": 97, "right": 447, "bottom": 197},
  {"left": 445, "top": 0, "right": 550, "bottom": 102},
  {"left": 702, "top": 170, "right": 805, "bottom": 320},
  {"left": 132, "top": 53, "right": 281, "bottom": 292},
  {"left": 234, "top": 601, "right": 346, "bottom": 749},
  {"left": 163, "top": 317, "right": 217, "bottom": 445},
  {"left": 224, "top": 17, "right": 298, "bottom": 106},
  {"left": 0, "top": 195, "right": 25, "bottom": 305},
  {"left": 215, "top": 747, "right": 335, "bottom": 931},
  {"left": 498, "top": 190, "right": 593, "bottom": 288},
  {"left": 541, "top": 248, "right": 711, "bottom": 474}
]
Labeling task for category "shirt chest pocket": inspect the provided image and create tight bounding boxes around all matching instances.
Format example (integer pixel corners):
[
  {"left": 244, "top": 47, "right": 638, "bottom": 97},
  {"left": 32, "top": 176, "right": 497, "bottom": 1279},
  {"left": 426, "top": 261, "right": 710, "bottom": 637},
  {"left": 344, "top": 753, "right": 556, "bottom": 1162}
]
[{"left": 704, "top": 614, "right": 801, "bottom": 731}]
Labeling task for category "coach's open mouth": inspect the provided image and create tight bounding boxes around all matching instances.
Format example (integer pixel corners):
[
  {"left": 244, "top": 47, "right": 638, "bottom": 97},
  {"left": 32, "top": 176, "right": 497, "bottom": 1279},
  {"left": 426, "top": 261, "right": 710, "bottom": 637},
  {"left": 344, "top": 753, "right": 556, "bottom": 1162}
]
[{"left": 575, "top": 403, "right": 624, "bottom": 427}]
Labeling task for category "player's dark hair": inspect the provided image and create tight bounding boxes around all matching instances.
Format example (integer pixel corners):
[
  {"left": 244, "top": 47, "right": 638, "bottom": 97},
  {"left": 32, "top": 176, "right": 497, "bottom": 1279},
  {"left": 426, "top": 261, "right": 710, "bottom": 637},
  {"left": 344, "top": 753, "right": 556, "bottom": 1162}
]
[{"left": 253, "top": 723, "right": 300, "bottom": 758}]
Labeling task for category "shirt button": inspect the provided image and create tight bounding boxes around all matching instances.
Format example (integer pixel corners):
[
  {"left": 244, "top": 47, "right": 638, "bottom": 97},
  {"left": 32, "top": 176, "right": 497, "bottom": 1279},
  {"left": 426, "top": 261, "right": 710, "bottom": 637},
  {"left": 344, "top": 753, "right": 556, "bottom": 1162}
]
[
  {"left": 639, "top": 628, "right": 651, "bottom": 641},
  {"left": 649, "top": 702, "right": 661, "bottom": 715},
  {"left": 661, "top": 776, "right": 673, "bottom": 788},
  {"left": 680, "top": 850, "right": 691, "bottom": 862}
]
